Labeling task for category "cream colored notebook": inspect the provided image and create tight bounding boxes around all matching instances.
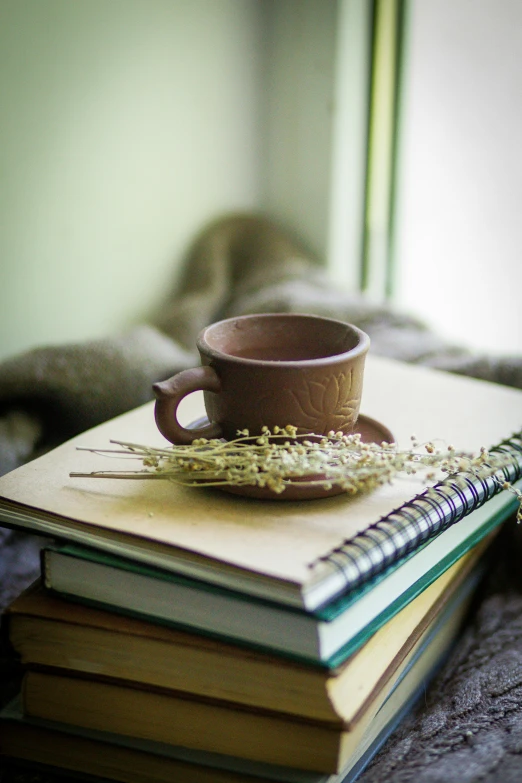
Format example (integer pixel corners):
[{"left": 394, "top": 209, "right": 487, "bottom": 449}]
[{"left": 0, "top": 355, "right": 520, "bottom": 610}]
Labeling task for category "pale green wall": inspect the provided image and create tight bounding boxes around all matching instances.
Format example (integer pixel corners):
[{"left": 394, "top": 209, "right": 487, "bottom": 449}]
[
  {"left": 0, "top": 0, "right": 263, "bottom": 361},
  {"left": 261, "top": 0, "right": 337, "bottom": 261}
]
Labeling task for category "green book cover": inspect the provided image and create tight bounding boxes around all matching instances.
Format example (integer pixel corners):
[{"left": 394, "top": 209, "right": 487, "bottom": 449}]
[{"left": 41, "top": 496, "right": 509, "bottom": 669}]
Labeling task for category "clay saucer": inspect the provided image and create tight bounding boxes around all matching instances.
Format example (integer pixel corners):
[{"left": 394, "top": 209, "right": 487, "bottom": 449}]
[{"left": 187, "top": 414, "right": 394, "bottom": 501}]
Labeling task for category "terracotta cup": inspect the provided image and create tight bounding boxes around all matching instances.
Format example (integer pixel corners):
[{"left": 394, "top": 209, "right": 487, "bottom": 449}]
[{"left": 153, "top": 313, "right": 370, "bottom": 445}]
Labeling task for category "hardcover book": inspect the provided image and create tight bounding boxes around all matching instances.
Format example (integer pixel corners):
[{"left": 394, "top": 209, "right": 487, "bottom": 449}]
[
  {"left": 7, "top": 538, "right": 487, "bottom": 725},
  {"left": 0, "top": 657, "right": 454, "bottom": 783},
  {"left": 19, "top": 567, "right": 476, "bottom": 776},
  {"left": 39, "top": 522, "right": 495, "bottom": 667}
]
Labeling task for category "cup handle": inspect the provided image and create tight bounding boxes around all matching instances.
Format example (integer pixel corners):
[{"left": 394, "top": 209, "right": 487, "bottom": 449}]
[{"left": 152, "top": 366, "right": 223, "bottom": 445}]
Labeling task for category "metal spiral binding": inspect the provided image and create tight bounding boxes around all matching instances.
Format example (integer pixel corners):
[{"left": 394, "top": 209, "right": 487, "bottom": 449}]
[{"left": 311, "top": 432, "right": 522, "bottom": 596}]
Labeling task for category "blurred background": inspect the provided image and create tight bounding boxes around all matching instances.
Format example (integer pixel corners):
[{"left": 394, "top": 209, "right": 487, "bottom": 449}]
[{"left": 1, "top": 0, "right": 520, "bottom": 363}]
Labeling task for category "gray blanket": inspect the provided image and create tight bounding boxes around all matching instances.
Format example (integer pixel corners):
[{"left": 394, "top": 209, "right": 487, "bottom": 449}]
[{"left": 1, "top": 214, "right": 522, "bottom": 782}]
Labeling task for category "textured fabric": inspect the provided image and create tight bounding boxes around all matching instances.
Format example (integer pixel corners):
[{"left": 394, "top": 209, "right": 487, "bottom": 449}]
[
  {"left": 360, "top": 525, "right": 522, "bottom": 783},
  {"left": 0, "top": 213, "right": 521, "bottom": 782},
  {"left": 1, "top": 214, "right": 521, "bottom": 479}
]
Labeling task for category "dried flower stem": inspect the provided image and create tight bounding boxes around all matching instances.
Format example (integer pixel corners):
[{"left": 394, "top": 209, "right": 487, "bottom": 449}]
[{"left": 71, "top": 425, "right": 522, "bottom": 520}]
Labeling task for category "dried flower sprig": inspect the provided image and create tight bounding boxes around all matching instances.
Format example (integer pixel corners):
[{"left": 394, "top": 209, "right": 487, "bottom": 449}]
[{"left": 71, "top": 426, "right": 522, "bottom": 520}]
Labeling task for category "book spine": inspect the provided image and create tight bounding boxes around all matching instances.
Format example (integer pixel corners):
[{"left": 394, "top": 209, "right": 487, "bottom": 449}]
[{"left": 311, "top": 432, "right": 522, "bottom": 594}]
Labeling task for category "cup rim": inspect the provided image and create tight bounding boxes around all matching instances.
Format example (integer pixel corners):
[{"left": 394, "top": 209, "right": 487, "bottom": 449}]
[{"left": 196, "top": 312, "right": 370, "bottom": 367}]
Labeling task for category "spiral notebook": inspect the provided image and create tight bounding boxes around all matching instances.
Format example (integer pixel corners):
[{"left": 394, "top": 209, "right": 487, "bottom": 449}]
[
  {"left": 310, "top": 430, "right": 522, "bottom": 606},
  {"left": 0, "top": 355, "right": 521, "bottom": 614}
]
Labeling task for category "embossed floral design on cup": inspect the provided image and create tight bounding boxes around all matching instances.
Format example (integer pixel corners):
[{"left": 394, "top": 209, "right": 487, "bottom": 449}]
[
  {"left": 153, "top": 313, "right": 370, "bottom": 445},
  {"left": 257, "top": 370, "right": 360, "bottom": 437}
]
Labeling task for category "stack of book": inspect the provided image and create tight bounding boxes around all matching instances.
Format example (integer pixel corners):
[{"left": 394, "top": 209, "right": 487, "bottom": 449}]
[{"left": 0, "top": 355, "right": 521, "bottom": 783}]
